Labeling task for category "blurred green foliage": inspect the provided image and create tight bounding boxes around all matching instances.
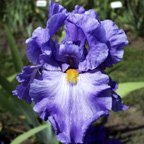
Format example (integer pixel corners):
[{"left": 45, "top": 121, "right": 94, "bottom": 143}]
[
  {"left": 125, "top": 0, "right": 144, "bottom": 37},
  {"left": 1, "top": 0, "right": 48, "bottom": 37},
  {"left": 0, "top": 0, "right": 144, "bottom": 37}
]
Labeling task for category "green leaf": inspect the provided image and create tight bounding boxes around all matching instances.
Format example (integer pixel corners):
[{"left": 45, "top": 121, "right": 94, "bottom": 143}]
[
  {"left": 7, "top": 73, "right": 17, "bottom": 82},
  {"left": 117, "top": 82, "right": 144, "bottom": 98},
  {"left": 4, "top": 25, "right": 23, "bottom": 72},
  {"left": 0, "top": 74, "right": 14, "bottom": 94},
  {"left": 11, "top": 124, "right": 49, "bottom": 144}
]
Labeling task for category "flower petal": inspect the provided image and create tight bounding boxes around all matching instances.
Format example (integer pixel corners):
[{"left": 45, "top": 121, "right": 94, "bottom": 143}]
[
  {"left": 49, "top": 1, "right": 67, "bottom": 17},
  {"left": 26, "top": 27, "right": 49, "bottom": 64},
  {"left": 30, "top": 70, "right": 112, "bottom": 143},
  {"left": 48, "top": 2, "right": 67, "bottom": 37},
  {"left": 109, "top": 79, "right": 128, "bottom": 111},
  {"left": 101, "top": 20, "right": 128, "bottom": 67},
  {"left": 79, "top": 42, "right": 108, "bottom": 71},
  {"left": 55, "top": 41, "right": 85, "bottom": 68},
  {"left": 39, "top": 54, "right": 61, "bottom": 71},
  {"left": 12, "top": 66, "right": 41, "bottom": 103},
  {"left": 72, "top": 5, "right": 85, "bottom": 14},
  {"left": 47, "top": 13, "right": 67, "bottom": 37},
  {"left": 67, "top": 13, "right": 100, "bottom": 38},
  {"left": 64, "top": 21, "right": 86, "bottom": 48},
  {"left": 67, "top": 14, "right": 109, "bottom": 70}
]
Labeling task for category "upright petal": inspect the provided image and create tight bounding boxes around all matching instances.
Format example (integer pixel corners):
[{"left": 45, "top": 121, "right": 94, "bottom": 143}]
[
  {"left": 47, "top": 2, "right": 67, "bottom": 37},
  {"left": 47, "top": 13, "right": 67, "bottom": 37},
  {"left": 26, "top": 27, "right": 49, "bottom": 64},
  {"left": 64, "top": 21, "right": 86, "bottom": 48},
  {"left": 67, "top": 14, "right": 109, "bottom": 71},
  {"left": 67, "top": 13, "right": 100, "bottom": 38},
  {"left": 30, "top": 70, "right": 112, "bottom": 143},
  {"left": 13, "top": 66, "right": 41, "bottom": 103},
  {"left": 72, "top": 5, "right": 85, "bottom": 14},
  {"left": 55, "top": 41, "right": 85, "bottom": 68},
  {"left": 79, "top": 42, "right": 108, "bottom": 71},
  {"left": 49, "top": 1, "right": 67, "bottom": 17},
  {"left": 101, "top": 20, "right": 128, "bottom": 67}
]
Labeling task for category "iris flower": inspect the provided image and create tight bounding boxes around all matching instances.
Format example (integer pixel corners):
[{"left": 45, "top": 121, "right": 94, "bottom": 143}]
[{"left": 13, "top": 2, "right": 128, "bottom": 143}]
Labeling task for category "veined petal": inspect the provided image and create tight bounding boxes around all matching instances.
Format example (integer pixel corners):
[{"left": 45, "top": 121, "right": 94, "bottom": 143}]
[
  {"left": 12, "top": 66, "right": 41, "bottom": 103},
  {"left": 67, "top": 14, "right": 109, "bottom": 70},
  {"left": 55, "top": 41, "right": 85, "bottom": 68},
  {"left": 47, "top": 13, "right": 67, "bottom": 37},
  {"left": 79, "top": 42, "right": 108, "bottom": 71},
  {"left": 72, "top": 5, "right": 85, "bottom": 14},
  {"left": 67, "top": 13, "right": 105, "bottom": 44},
  {"left": 109, "top": 79, "right": 128, "bottom": 111},
  {"left": 30, "top": 70, "right": 112, "bottom": 143},
  {"left": 47, "top": 2, "right": 67, "bottom": 37},
  {"left": 49, "top": 1, "right": 67, "bottom": 17},
  {"left": 26, "top": 27, "right": 49, "bottom": 64},
  {"left": 67, "top": 13, "right": 100, "bottom": 36},
  {"left": 64, "top": 21, "right": 86, "bottom": 48},
  {"left": 84, "top": 9, "right": 100, "bottom": 20},
  {"left": 101, "top": 20, "right": 128, "bottom": 67},
  {"left": 39, "top": 54, "right": 61, "bottom": 71}
]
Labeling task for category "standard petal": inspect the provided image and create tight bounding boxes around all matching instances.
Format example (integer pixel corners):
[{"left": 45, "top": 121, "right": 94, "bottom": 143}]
[
  {"left": 84, "top": 9, "right": 100, "bottom": 20},
  {"left": 55, "top": 41, "right": 85, "bottom": 68},
  {"left": 67, "top": 14, "right": 109, "bottom": 70},
  {"left": 47, "top": 13, "right": 67, "bottom": 37},
  {"left": 47, "top": 2, "right": 67, "bottom": 37},
  {"left": 67, "top": 13, "right": 100, "bottom": 37},
  {"left": 101, "top": 20, "right": 128, "bottom": 67},
  {"left": 39, "top": 54, "right": 61, "bottom": 71},
  {"left": 26, "top": 27, "right": 49, "bottom": 64},
  {"left": 30, "top": 70, "right": 112, "bottom": 143},
  {"left": 49, "top": 1, "right": 67, "bottom": 17},
  {"left": 12, "top": 66, "right": 41, "bottom": 103},
  {"left": 67, "top": 13, "right": 106, "bottom": 44},
  {"left": 64, "top": 21, "right": 86, "bottom": 48},
  {"left": 72, "top": 5, "right": 85, "bottom": 14},
  {"left": 79, "top": 42, "right": 108, "bottom": 71}
]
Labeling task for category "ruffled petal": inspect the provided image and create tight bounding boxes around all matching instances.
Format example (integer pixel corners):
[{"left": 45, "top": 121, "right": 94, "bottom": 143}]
[
  {"left": 79, "top": 42, "right": 108, "bottom": 71},
  {"left": 101, "top": 20, "right": 128, "bottom": 67},
  {"left": 109, "top": 79, "right": 128, "bottom": 111},
  {"left": 72, "top": 5, "right": 85, "bottom": 14},
  {"left": 67, "top": 13, "right": 106, "bottom": 44},
  {"left": 26, "top": 27, "right": 49, "bottom": 64},
  {"left": 67, "top": 13, "right": 100, "bottom": 40},
  {"left": 64, "top": 21, "right": 86, "bottom": 48},
  {"left": 49, "top": 1, "right": 67, "bottom": 17},
  {"left": 39, "top": 54, "right": 61, "bottom": 71},
  {"left": 55, "top": 41, "right": 85, "bottom": 68},
  {"left": 67, "top": 14, "right": 109, "bottom": 70},
  {"left": 12, "top": 66, "right": 41, "bottom": 103},
  {"left": 84, "top": 9, "right": 100, "bottom": 20},
  {"left": 48, "top": 2, "right": 67, "bottom": 37},
  {"left": 47, "top": 13, "right": 67, "bottom": 37},
  {"left": 112, "top": 93, "right": 128, "bottom": 112},
  {"left": 30, "top": 70, "right": 112, "bottom": 143}
]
